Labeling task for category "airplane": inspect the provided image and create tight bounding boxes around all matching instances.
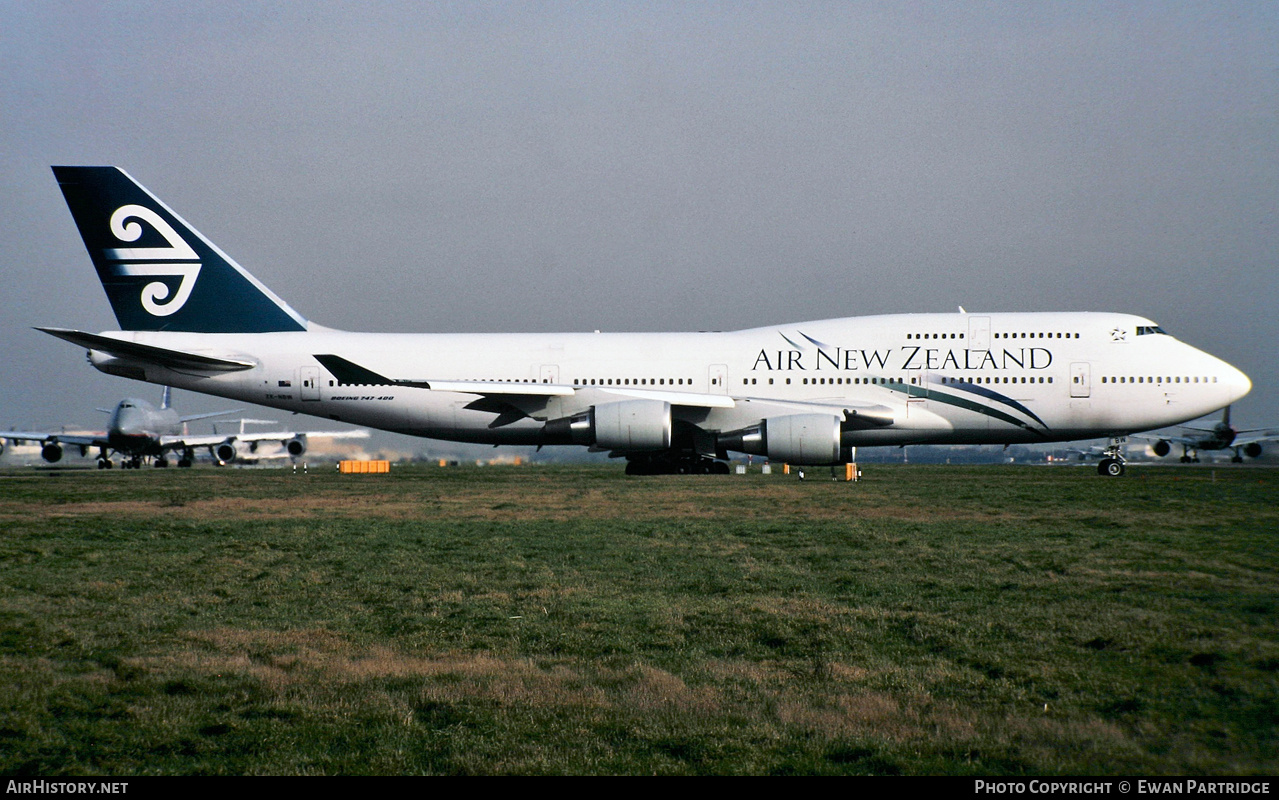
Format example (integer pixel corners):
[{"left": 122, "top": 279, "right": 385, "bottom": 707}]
[
  {"left": 1134, "top": 406, "right": 1279, "bottom": 463},
  {"left": 35, "top": 166, "right": 1252, "bottom": 478},
  {"left": 204, "top": 417, "right": 371, "bottom": 465},
  {"left": 2, "top": 386, "right": 368, "bottom": 469}
]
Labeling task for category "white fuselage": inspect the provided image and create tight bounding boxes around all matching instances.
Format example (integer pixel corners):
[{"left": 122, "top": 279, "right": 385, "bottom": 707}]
[
  {"left": 87, "top": 311, "right": 1251, "bottom": 450},
  {"left": 105, "top": 398, "right": 181, "bottom": 454}
]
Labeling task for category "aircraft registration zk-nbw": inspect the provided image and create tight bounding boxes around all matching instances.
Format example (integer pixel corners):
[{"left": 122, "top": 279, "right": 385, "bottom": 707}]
[{"left": 40, "top": 166, "right": 1252, "bottom": 476}]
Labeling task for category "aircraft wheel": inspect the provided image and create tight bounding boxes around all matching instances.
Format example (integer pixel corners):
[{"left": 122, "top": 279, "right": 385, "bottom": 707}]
[
  {"left": 178, "top": 458, "right": 192, "bottom": 468},
  {"left": 155, "top": 458, "right": 168, "bottom": 468},
  {"left": 1098, "top": 458, "right": 1125, "bottom": 477}
]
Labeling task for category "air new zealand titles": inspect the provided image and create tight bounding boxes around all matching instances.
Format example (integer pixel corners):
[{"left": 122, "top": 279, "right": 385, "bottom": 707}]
[{"left": 751, "top": 344, "right": 1055, "bottom": 373}]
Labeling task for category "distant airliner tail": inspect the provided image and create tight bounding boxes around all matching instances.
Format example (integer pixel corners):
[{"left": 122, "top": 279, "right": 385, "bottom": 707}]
[{"left": 52, "top": 166, "right": 309, "bottom": 333}]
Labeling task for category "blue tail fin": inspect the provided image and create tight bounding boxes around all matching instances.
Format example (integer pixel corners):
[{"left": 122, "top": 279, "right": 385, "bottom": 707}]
[{"left": 52, "top": 166, "right": 308, "bottom": 333}]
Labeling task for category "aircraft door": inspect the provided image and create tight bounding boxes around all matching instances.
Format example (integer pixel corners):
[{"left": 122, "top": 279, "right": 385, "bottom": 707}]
[
  {"left": 709, "top": 364, "right": 728, "bottom": 394},
  {"left": 300, "top": 366, "right": 321, "bottom": 401},
  {"left": 968, "top": 316, "right": 991, "bottom": 351},
  {"left": 906, "top": 370, "right": 928, "bottom": 417},
  {"left": 1070, "top": 362, "right": 1091, "bottom": 398}
]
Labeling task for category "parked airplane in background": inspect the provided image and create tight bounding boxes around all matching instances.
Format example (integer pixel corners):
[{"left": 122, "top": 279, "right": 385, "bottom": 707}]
[
  {"left": 37, "top": 166, "right": 1252, "bottom": 477},
  {"left": 1134, "top": 407, "right": 1279, "bottom": 463},
  {"left": 2, "top": 387, "right": 367, "bottom": 468}
]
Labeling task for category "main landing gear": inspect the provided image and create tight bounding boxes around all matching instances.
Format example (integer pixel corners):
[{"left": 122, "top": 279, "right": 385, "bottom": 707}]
[
  {"left": 625, "top": 454, "right": 731, "bottom": 475},
  {"left": 1097, "top": 437, "right": 1128, "bottom": 477}
]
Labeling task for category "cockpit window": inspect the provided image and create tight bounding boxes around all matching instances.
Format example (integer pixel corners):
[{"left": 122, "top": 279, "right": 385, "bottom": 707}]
[{"left": 1136, "top": 325, "right": 1168, "bottom": 336}]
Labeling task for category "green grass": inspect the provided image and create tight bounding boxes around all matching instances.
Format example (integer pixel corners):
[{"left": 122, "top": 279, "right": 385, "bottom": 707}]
[{"left": 0, "top": 464, "right": 1275, "bottom": 774}]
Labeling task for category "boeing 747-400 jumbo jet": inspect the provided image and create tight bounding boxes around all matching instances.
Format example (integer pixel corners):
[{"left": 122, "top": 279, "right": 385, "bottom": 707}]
[
  {"left": 1134, "top": 406, "right": 1278, "bottom": 463},
  {"left": 2, "top": 386, "right": 367, "bottom": 469},
  {"left": 38, "top": 166, "right": 1251, "bottom": 476}
]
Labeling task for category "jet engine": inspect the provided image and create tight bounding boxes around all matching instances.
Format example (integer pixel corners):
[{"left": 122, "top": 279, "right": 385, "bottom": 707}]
[
  {"left": 719, "top": 413, "right": 843, "bottom": 465},
  {"left": 285, "top": 436, "right": 307, "bottom": 457},
  {"left": 1244, "top": 442, "right": 1263, "bottom": 459},
  {"left": 1152, "top": 440, "right": 1171, "bottom": 457},
  {"left": 41, "top": 442, "right": 63, "bottom": 463},
  {"left": 543, "top": 399, "right": 672, "bottom": 451},
  {"left": 214, "top": 441, "right": 237, "bottom": 464}
]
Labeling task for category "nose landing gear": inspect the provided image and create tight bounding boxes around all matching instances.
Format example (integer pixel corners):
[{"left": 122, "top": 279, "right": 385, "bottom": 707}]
[{"left": 1097, "top": 437, "right": 1127, "bottom": 477}]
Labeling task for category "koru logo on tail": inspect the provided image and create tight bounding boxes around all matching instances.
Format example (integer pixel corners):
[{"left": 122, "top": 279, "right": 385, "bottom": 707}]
[{"left": 104, "top": 205, "right": 202, "bottom": 317}]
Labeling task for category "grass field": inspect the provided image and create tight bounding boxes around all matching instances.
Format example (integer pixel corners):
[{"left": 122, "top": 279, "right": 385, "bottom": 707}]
[{"left": 0, "top": 463, "right": 1275, "bottom": 775}]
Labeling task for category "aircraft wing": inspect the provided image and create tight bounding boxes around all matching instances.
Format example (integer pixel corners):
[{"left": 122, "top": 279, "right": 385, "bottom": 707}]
[
  {"left": 0, "top": 431, "right": 107, "bottom": 448},
  {"left": 1131, "top": 433, "right": 1199, "bottom": 446},
  {"left": 314, "top": 354, "right": 734, "bottom": 409},
  {"left": 311, "top": 354, "right": 913, "bottom": 423},
  {"left": 160, "top": 429, "right": 369, "bottom": 449},
  {"left": 311, "top": 354, "right": 907, "bottom": 437},
  {"left": 1231, "top": 432, "right": 1279, "bottom": 449}
]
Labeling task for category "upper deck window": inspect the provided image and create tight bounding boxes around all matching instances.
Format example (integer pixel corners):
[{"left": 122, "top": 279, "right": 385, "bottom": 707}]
[{"left": 1136, "top": 325, "right": 1168, "bottom": 336}]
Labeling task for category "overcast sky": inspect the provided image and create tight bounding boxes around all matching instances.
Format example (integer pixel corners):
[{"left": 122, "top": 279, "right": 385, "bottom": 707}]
[{"left": 2, "top": 2, "right": 1275, "bottom": 447}]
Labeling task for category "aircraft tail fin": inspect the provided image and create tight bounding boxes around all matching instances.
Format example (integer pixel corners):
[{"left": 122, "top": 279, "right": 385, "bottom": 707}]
[
  {"left": 52, "top": 166, "right": 308, "bottom": 333},
  {"left": 161, "top": 386, "right": 172, "bottom": 410}
]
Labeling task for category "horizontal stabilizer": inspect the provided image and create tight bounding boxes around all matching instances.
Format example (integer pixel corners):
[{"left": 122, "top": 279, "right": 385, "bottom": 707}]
[
  {"left": 37, "top": 327, "right": 256, "bottom": 372},
  {"left": 179, "top": 408, "right": 245, "bottom": 424}
]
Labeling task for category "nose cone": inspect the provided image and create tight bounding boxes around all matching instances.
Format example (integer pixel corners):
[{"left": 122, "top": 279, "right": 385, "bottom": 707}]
[
  {"left": 110, "top": 403, "right": 150, "bottom": 438},
  {"left": 1220, "top": 361, "right": 1252, "bottom": 405}
]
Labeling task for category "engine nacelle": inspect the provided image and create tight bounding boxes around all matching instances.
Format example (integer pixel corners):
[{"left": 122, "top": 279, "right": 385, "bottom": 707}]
[
  {"left": 285, "top": 436, "right": 307, "bottom": 457},
  {"left": 1152, "top": 440, "right": 1171, "bottom": 457},
  {"left": 719, "top": 413, "right": 843, "bottom": 465},
  {"left": 543, "top": 400, "right": 672, "bottom": 451},
  {"left": 215, "top": 441, "right": 238, "bottom": 464},
  {"left": 594, "top": 400, "right": 671, "bottom": 450},
  {"left": 1244, "top": 442, "right": 1263, "bottom": 459},
  {"left": 41, "top": 442, "right": 64, "bottom": 463}
]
